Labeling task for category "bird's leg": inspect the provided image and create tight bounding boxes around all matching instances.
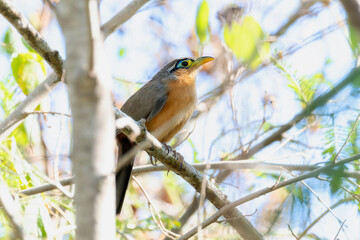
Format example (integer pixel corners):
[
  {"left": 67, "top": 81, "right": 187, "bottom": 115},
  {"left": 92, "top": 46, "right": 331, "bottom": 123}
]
[{"left": 162, "top": 143, "right": 184, "bottom": 169}]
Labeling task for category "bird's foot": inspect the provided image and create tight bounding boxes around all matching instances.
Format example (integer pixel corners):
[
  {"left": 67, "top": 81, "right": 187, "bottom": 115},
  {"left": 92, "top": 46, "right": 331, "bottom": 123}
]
[{"left": 162, "top": 143, "right": 184, "bottom": 169}]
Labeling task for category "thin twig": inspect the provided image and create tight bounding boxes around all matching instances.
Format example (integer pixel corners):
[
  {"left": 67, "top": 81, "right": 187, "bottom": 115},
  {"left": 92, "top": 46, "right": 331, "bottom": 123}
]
[
  {"left": 288, "top": 224, "right": 300, "bottom": 240},
  {"left": 334, "top": 113, "right": 360, "bottom": 163},
  {"left": 19, "top": 176, "right": 74, "bottom": 196},
  {"left": 101, "top": 0, "right": 151, "bottom": 37},
  {"left": 270, "top": 169, "right": 284, "bottom": 190},
  {"left": 131, "top": 176, "right": 180, "bottom": 240},
  {"left": 298, "top": 197, "right": 354, "bottom": 239},
  {"left": 333, "top": 220, "right": 346, "bottom": 240},
  {"left": 0, "top": 73, "right": 60, "bottom": 143},
  {"left": 316, "top": 176, "right": 360, "bottom": 202},
  {"left": 300, "top": 180, "right": 341, "bottom": 222},
  {"left": 27, "top": 111, "right": 72, "bottom": 118}
]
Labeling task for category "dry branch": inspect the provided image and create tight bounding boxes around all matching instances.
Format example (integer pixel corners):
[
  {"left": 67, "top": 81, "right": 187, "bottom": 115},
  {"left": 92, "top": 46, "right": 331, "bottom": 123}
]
[
  {"left": 179, "top": 153, "right": 360, "bottom": 240},
  {"left": 0, "top": 0, "right": 63, "bottom": 75},
  {"left": 19, "top": 160, "right": 360, "bottom": 196},
  {"left": 101, "top": 0, "right": 150, "bottom": 37}
]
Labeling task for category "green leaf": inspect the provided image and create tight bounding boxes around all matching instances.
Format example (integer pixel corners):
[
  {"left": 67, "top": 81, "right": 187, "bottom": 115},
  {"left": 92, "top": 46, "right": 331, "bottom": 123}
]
[
  {"left": 188, "top": 138, "right": 200, "bottom": 163},
  {"left": 262, "top": 122, "right": 274, "bottom": 132},
  {"left": 275, "top": 60, "right": 327, "bottom": 108},
  {"left": 224, "top": 16, "right": 270, "bottom": 69},
  {"left": 11, "top": 52, "right": 46, "bottom": 95},
  {"left": 348, "top": 24, "right": 360, "bottom": 57},
  {"left": 195, "top": 0, "right": 210, "bottom": 44},
  {"left": 37, "top": 211, "right": 47, "bottom": 238},
  {"left": 118, "top": 47, "right": 126, "bottom": 57},
  {"left": 2, "top": 28, "right": 17, "bottom": 55},
  {"left": 329, "top": 166, "right": 345, "bottom": 194},
  {"left": 0, "top": 76, "right": 18, "bottom": 117}
]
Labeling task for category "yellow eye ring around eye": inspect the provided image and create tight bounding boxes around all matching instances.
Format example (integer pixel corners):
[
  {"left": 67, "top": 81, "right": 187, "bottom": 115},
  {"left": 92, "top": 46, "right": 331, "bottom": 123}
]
[{"left": 175, "top": 59, "right": 193, "bottom": 69}]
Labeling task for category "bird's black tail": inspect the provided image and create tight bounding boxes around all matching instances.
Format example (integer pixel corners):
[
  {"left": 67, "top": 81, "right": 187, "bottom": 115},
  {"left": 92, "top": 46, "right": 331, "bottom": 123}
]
[{"left": 116, "top": 135, "right": 135, "bottom": 215}]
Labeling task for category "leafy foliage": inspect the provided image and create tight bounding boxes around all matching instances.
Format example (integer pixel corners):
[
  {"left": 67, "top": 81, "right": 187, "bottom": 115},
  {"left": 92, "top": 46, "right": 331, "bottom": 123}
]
[
  {"left": 275, "top": 61, "right": 329, "bottom": 108},
  {"left": 1, "top": 28, "right": 17, "bottom": 55},
  {"left": 224, "top": 16, "right": 270, "bottom": 69},
  {"left": 11, "top": 52, "right": 46, "bottom": 95},
  {"left": 348, "top": 24, "right": 360, "bottom": 58}
]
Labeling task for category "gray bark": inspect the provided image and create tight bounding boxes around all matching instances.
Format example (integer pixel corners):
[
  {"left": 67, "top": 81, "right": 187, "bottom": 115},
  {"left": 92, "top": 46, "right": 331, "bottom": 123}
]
[{"left": 56, "top": 1, "right": 116, "bottom": 239}]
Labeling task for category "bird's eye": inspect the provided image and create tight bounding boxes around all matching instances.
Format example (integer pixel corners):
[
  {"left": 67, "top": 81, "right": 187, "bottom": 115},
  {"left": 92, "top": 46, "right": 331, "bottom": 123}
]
[
  {"left": 174, "top": 59, "right": 193, "bottom": 70},
  {"left": 181, "top": 61, "right": 189, "bottom": 67}
]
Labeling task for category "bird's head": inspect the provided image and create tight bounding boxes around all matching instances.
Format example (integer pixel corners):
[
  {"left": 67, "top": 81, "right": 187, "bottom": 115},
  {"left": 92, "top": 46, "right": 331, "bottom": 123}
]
[{"left": 154, "top": 56, "right": 214, "bottom": 83}]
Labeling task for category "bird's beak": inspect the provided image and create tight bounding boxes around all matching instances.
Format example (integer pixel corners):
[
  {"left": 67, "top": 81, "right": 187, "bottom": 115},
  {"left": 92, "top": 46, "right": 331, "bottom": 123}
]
[{"left": 193, "top": 56, "right": 214, "bottom": 69}]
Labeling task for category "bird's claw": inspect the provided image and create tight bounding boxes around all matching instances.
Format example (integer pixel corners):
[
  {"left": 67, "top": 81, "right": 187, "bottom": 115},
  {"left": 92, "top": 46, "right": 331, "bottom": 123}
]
[
  {"left": 162, "top": 143, "right": 171, "bottom": 154},
  {"left": 149, "top": 155, "right": 157, "bottom": 165},
  {"left": 162, "top": 143, "right": 184, "bottom": 170},
  {"left": 175, "top": 150, "right": 184, "bottom": 169}
]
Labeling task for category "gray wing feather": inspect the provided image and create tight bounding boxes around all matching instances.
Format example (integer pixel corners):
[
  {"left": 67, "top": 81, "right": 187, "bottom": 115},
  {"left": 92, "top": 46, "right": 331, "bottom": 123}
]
[
  {"left": 147, "top": 95, "right": 167, "bottom": 121},
  {"left": 121, "top": 80, "right": 168, "bottom": 121}
]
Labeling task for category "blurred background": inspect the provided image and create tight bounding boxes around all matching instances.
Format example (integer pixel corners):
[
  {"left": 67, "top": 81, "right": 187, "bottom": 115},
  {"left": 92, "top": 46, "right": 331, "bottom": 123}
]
[{"left": 0, "top": 0, "right": 360, "bottom": 239}]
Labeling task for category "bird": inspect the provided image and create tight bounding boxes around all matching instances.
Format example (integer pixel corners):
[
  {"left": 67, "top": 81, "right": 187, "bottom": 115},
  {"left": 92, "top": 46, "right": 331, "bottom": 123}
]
[{"left": 115, "top": 56, "right": 214, "bottom": 215}]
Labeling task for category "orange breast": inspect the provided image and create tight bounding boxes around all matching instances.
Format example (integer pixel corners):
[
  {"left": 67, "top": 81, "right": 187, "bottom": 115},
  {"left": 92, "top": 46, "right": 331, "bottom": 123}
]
[{"left": 146, "top": 77, "right": 196, "bottom": 142}]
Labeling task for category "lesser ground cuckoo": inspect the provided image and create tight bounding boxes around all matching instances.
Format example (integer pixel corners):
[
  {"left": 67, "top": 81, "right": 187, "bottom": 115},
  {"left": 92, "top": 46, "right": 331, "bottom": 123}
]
[{"left": 116, "top": 56, "right": 214, "bottom": 214}]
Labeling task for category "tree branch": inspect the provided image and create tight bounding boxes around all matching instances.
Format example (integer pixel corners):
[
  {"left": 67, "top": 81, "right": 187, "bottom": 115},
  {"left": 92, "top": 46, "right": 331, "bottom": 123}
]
[
  {"left": 274, "top": 0, "right": 317, "bottom": 36},
  {"left": 101, "top": 0, "right": 150, "bottom": 38},
  {"left": 0, "top": 72, "right": 59, "bottom": 143},
  {"left": 0, "top": 0, "right": 63, "bottom": 76},
  {"left": 178, "top": 154, "right": 360, "bottom": 240},
  {"left": 339, "top": 0, "right": 360, "bottom": 33},
  {"left": 19, "top": 160, "right": 360, "bottom": 196}
]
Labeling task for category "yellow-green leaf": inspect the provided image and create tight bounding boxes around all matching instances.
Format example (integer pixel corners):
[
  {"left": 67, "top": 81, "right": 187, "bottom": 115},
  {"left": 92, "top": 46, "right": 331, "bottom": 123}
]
[
  {"left": 224, "top": 16, "right": 270, "bottom": 69},
  {"left": 11, "top": 52, "right": 46, "bottom": 95},
  {"left": 348, "top": 24, "right": 360, "bottom": 57},
  {"left": 195, "top": 0, "right": 210, "bottom": 44},
  {"left": 2, "top": 28, "right": 17, "bottom": 55}
]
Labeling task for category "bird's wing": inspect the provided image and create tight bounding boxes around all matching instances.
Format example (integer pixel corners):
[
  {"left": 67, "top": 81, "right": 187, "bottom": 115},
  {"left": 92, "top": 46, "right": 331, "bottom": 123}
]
[
  {"left": 121, "top": 80, "right": 168, "bottom": 121},
  {"left": 147, "top": 95, "right": 167, "bottom": 121}
]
